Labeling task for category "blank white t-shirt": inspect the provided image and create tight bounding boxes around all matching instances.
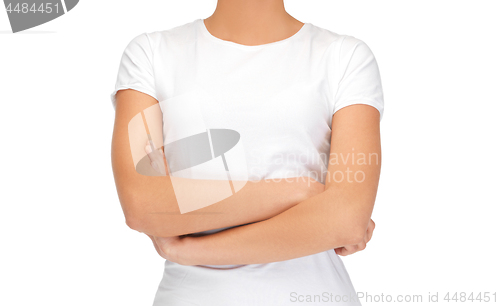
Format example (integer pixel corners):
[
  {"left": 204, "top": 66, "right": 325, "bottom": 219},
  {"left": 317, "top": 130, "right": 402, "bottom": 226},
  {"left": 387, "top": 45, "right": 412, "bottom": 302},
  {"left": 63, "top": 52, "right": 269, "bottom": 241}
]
[{"left": 111, "top": 18, "right": 384, "bottom": 306}]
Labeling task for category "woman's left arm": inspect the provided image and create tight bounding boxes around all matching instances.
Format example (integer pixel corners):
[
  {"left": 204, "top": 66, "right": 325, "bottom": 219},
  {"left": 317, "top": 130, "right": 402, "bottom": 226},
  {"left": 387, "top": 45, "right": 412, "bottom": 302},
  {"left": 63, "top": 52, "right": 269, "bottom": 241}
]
[{"left": 161, "top": 104, "right": 382, "bottom": 265}]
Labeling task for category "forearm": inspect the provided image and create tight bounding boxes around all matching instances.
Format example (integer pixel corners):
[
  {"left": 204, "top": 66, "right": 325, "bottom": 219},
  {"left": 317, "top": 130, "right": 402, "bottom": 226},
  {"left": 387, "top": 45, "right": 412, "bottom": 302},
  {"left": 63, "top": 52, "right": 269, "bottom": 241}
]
[
  {"left": 129, "top": 175, "right": 323, "bottom": 237},
  {"left": 177, "top": 186, "right": 371, "bottom": 265},
  {"left": 151, "top": 93, "right": 381, "bottom": 265},
  {"left": 112, "top": 91, "right": 323, "bottom": 237},
  {"left": 171, "top": 103, "right": 382, "bottom": 266}
]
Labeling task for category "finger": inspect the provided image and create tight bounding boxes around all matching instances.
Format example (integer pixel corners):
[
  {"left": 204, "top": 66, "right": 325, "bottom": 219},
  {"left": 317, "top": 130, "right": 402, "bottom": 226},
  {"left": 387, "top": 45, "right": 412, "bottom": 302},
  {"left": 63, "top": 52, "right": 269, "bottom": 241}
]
[
  {"left": 363, "top": 228, "right": 370, "bottom": 243},
  {"left": 155, "top": 236, "right": 173, "bottom": 259},
  {"left": 148, "top": 235, "right": 164, "bottom": 257},
  {"left": 337, "top": 245, "right": 352, "bottom": 256},
  {"left": 366, "top": 221, "right": 375, "bottom": 243},
  {"left": 368, "top": 219, "right": 375, "bottom": 232},
  {"left": 366, "top": 228, "right": 373, "bottom": 243},
  {"left": 152, "top": 236, "right": 168, "bottom": 259},
  {"left": 345, "top": 244, "right": 358, "bottom": 253},
  {"left": 343, "top": 247, "right": 357, "bottom": 256},
  {"left": 358, "top": 241, "right": 367, "bottom": 251}
]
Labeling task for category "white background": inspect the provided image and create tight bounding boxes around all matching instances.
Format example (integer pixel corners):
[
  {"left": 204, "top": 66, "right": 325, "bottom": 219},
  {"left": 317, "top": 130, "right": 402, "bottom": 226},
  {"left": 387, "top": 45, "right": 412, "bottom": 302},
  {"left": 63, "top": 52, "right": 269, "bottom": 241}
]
[{"left": 0, "top": 1, "right": 498, "bottom": 305}]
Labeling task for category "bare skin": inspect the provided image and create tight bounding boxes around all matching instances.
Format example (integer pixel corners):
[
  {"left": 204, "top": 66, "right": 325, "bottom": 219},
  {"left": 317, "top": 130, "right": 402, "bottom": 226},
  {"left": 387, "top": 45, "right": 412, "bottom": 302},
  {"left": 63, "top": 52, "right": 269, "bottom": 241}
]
[
  {"left": 202, "top": 0, "right": 305, "bottom": 47},
  {"left": 111, "top": 0, "right": 379, "bottom": 263},
  {"left": 153, "top": 104, "right": 381, "bottom": 265},
  {"left": 111, "top": 89, "right": 325, "bottom": 237},
  {"left": 144, "top": 143, "right": 376, "bottom": 260},
  {"left": 151, "top": 0, "right": 380, "bottom": 262}
]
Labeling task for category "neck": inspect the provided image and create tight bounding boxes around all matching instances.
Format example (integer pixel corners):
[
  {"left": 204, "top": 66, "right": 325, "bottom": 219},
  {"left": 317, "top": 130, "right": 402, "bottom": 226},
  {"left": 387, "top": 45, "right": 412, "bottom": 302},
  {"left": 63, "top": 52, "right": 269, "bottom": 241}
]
[{"left": 203, "top": 0, "right": 304, "bottom": 46}]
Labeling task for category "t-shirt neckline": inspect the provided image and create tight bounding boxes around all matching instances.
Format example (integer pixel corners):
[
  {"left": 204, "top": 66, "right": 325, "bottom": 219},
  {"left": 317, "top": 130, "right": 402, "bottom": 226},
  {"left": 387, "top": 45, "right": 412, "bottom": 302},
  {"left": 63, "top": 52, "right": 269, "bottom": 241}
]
[{"left": 197, "top": 18, "right": 310, "bottom": 50}]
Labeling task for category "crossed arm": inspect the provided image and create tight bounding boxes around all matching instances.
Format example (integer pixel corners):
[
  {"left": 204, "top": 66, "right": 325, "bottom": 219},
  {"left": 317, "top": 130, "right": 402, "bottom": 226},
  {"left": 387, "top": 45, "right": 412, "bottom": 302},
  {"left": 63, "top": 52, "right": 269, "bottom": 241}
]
[
  {"left": 111, "top": 89, "right": 381, "bottom": 265},
  {"left": 111, "top": 89, "right": 325, "bottom": 237}
]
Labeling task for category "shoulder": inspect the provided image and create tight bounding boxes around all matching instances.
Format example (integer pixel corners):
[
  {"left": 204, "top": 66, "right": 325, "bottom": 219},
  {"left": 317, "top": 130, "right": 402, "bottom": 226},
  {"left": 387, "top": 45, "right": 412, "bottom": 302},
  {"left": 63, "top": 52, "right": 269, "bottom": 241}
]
[
  {"left": 306, "top": 23, "right": 373, "bottom": 59},
  {"left": 306, "top": 23, "right": 344, "bottom": 50},
  {"left": 122, "top": 19, "right": 198, "bottom": 56},
  {"left": 145, "top": 19, "right": 199, "bottom": 51},
  {"left": 337, "top": 35, "right": 374, "bottom": 60},
  {"left": 306, "top": 23, "right": 362, "bottom": 46},
  {"left": 324, "top": 32, "right": 376, "bottom": 67}
]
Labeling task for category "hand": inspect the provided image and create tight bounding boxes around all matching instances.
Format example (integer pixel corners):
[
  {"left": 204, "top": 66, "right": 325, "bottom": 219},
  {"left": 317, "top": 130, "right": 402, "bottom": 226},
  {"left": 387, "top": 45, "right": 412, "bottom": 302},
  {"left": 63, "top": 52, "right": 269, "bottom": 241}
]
[
  {"left": 146, "top": 234, "right": 183, "bottom": 263},
  {"left": 334, "top": 219, "right": 375, "bottom": 256},
  {"left": 144, "top": 140, "right": 168, "bottom": 175}
]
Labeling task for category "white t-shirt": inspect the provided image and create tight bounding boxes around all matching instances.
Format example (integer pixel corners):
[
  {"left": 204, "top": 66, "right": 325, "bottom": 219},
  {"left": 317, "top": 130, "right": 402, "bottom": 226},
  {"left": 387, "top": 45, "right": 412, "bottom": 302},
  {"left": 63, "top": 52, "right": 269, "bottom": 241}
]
[{"left": 111, "top": 18, "right": 383, "bottom": 306}]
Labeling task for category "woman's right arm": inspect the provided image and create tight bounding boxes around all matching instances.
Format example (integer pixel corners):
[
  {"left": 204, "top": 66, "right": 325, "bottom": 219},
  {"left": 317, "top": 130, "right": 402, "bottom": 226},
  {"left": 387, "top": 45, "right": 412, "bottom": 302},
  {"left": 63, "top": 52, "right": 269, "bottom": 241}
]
[{"left": 111, "top": 89, "right": 324, "bottom": 237}]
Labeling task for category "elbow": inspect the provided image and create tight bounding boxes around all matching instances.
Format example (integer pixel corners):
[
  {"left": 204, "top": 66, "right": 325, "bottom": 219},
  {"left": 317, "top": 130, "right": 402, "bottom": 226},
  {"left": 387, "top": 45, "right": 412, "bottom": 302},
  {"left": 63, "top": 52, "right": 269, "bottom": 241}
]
[
  {"left": 124, "top": 206, "right": 156, "bottom": 235},
  {"left": 119, "top": 192, "right": 148, "bottom": 233},
  {"left": 344, "top": 227, "right": 367, "bottom": 246},
  {"left": 340, "top": 216, "right": 372, "bottom": 246},
  {"left": 328, "top": 224, "right": 366, "bottom": 248},
  {"left": 125, "top": 212, "right": 165, "bottom": 236},
  {"left": 125, "top": 214, "right": 145, "bottom": 233},
  {"left": 124, "top": 204, "right": 149, "bottom": 233},
  {"left": 124, "top": 203, "right": 178, "bottom": 237},
  {"left": 119, "top": 192, "right": 150, "bottom": 233},
  {"left": 119, "top": 190, "right": 164, "bottom": 235},
  {"left": 335, "top": 197, "right": 376, "bottom": 246},
  {"left": 119, "top": 190, "right": 181, "bottom": 237}
]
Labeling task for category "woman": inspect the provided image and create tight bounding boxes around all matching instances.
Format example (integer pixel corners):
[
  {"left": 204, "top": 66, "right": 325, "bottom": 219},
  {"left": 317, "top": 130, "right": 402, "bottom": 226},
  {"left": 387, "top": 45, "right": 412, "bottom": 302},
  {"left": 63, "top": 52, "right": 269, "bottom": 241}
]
[{"left": 110, "top": 1, "right": 383, "bottom": 305}]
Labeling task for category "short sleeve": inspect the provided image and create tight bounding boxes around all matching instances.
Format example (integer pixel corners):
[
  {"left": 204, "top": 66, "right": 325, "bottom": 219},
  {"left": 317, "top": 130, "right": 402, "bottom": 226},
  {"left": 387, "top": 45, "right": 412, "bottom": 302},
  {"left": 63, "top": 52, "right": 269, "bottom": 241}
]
[
  {"left": 110, "top": 33, "right": 158, "bottom": 110},
  {"left": 331, "top": 36, "right": 384, "bottom": 120}
]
